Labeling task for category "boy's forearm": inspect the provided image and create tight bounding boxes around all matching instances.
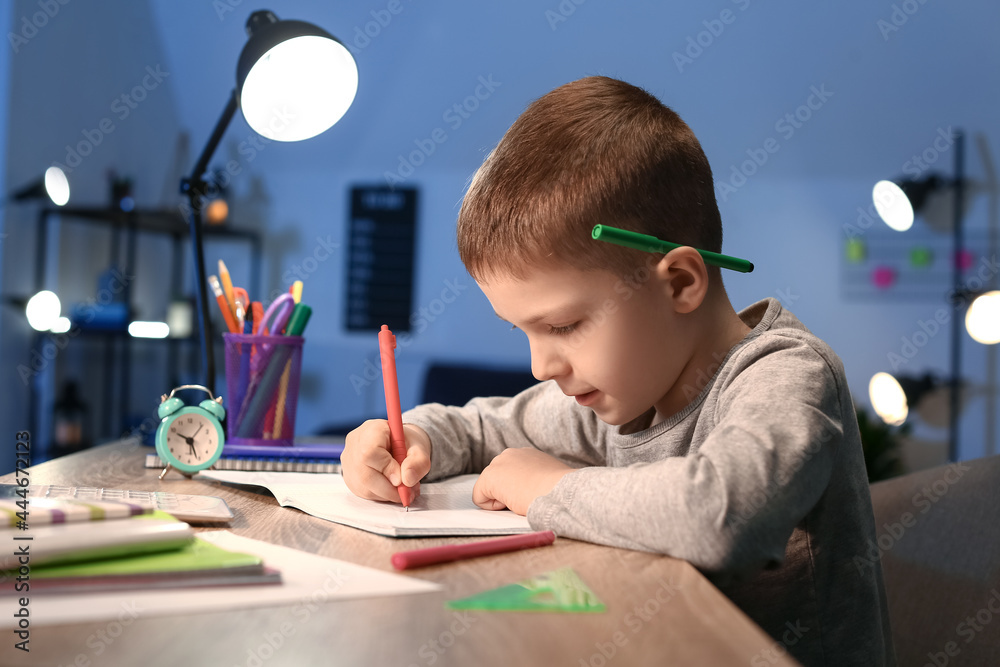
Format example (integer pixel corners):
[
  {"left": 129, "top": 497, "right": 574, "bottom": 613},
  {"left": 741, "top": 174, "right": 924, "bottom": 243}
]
[
  {"left": 402, "top": 395, "right": 530, "bottom": 480},
  {"left": 402, "top": 403, "right": 480, "bottom": 481},
  {"left": 402, "top": 380, "right": 608, "bottom": 481}
]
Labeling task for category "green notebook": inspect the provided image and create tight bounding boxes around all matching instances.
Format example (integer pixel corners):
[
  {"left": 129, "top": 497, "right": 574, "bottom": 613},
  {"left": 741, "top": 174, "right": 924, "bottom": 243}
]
[
  {"left": 447, "top": 567, "right": 606, "bottom": 613},
  {"left": 31, "top": 533, "right": 262, "bottom": 580},
  {"left": 1, "top": 511, "right": 274, "bottom": 595},
  {"left": 1, "top": 511, "right": 260, "bottom": 580}
]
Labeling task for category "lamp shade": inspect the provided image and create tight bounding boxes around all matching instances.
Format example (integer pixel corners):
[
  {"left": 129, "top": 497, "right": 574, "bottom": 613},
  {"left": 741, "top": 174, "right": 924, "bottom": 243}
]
[
  {"left": 25, "top": 290, "right": 61, "bottom": 331},
  {"left": 872, "top": 180, "right": 914, "bottom": 232},
  {"left": 872, "top": 174, "right": 949, "bottom": 233},
  {"left": 869, "top": 371, "right": 909, "bottom": 426},
  {"left": 869, "top": 371, "right": 958, "bottom": 427},
  {"left": 236, "top": 11, "right": 358, "bottom": 142},
  {"left": 966, "top": 290, "right": 1000, "bottom": 344},
  {"left": 10, "top": 167, "right": 70, "bottom": 206}
]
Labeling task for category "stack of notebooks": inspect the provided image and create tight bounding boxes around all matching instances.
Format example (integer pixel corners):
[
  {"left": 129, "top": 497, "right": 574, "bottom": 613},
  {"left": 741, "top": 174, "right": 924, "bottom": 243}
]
[
  {"left": 145, "top": 441, "right": 344, "bottom": 474},
  {"left": 0, "top": 501, "right": 281, "bottom": 595}
]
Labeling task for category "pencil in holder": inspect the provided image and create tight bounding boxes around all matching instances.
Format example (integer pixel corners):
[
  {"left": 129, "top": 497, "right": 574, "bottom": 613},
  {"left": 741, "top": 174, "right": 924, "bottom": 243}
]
[{"left": 224, "top": 333, "right": 304, "bottom": 447}]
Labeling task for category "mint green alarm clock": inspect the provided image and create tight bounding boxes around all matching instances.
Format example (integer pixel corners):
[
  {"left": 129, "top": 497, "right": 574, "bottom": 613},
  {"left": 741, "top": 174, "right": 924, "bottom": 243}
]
[{"left": 155, "top": 385, "right": 226, "bottom": 479}]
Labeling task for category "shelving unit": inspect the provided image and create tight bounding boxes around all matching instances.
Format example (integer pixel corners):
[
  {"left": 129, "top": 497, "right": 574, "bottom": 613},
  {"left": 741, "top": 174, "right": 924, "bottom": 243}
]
[{"left": 25, "top": 206, "right": 261, "bottom": 461}]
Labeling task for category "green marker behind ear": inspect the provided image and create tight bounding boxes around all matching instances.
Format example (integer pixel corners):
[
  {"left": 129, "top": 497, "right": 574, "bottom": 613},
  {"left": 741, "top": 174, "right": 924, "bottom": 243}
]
[{"left": 591, "top": 224, "right": 754, "bottom": 273}]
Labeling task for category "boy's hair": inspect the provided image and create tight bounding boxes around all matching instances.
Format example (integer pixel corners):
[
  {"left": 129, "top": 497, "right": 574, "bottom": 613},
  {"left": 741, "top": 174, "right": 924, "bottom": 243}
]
[{"left": 457, "top": 76, "right": 723, "bottom": 285}]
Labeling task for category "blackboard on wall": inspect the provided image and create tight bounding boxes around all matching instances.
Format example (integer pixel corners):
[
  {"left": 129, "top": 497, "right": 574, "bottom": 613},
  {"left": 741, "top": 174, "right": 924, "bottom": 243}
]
[{"left": 344, "top": 186, "right": 417, "bottom": 332}]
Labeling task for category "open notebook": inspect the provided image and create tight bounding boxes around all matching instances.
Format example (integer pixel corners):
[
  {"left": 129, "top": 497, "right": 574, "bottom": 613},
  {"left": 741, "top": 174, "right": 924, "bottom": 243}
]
[{"left": 198, "top": 471, "right": 532, "bottom": 537}]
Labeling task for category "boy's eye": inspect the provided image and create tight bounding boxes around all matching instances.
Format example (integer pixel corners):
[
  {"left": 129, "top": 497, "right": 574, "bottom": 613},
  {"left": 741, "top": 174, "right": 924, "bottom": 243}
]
[
  {"left": 506, "top": 322, "right": 578, "bottom": 335},
  {"left": 549, "top": 323, "right": 578, "bottom": 336}
]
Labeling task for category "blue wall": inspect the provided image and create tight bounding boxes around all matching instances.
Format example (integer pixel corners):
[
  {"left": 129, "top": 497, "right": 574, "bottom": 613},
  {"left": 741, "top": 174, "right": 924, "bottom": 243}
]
[{"left": 3, "top": 0, "right": 999, "bottom": 471}]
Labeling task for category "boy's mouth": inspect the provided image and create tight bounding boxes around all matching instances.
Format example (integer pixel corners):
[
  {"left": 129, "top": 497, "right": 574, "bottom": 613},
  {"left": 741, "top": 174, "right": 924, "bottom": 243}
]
[{"left": 573, "top": 389, "right": 600, "bottom": 406}]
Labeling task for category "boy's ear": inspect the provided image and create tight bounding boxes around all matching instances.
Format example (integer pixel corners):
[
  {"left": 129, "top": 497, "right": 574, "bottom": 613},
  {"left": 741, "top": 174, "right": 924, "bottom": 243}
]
[{"left": 654, "top": 247, "right": 708, "bottom": 314}]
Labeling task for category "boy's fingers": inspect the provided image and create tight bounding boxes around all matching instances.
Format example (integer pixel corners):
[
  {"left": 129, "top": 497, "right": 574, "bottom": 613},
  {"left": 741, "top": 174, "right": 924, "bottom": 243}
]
[
  {"left": 343, "top": 464, "right": 398, "bottom": 503},
  {"left": 472, "top": 476, "right": 507, "bottom": 511},
  {"left": 362, "top": 444, "right": 403, "bottom": 486},
  {"left": 343, "top": 420, "right": 421, "bottom": 504},
  {"left": 361, "top": 467, "right": 405, "bottom": 503},
  {"left": 400, "top": 448, "right": 430, "bottom": 487}
]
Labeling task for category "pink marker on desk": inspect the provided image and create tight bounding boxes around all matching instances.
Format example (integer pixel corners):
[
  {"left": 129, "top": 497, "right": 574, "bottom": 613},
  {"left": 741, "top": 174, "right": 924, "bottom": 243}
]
[
  {"left": 391, "top": 531, "right": 557, "bottom": 570},
  {"left": 379, "top": 325, "right": 412, "bottom": 509}
]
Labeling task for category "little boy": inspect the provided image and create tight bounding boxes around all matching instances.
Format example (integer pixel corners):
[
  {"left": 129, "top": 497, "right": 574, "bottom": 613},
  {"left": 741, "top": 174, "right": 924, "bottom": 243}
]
[{"left": 342, "top": 76, "right": 895, "bottom": 666}]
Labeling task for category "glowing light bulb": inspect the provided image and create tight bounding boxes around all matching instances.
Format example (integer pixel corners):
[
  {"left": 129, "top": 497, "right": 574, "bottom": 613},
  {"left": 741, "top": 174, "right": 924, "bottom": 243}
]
[
  {"left": 872, "top": 180, "right": 914, "bottom": 232},
  {"left": 241, "top": 36, "right": 358, "bottom": 142},
  {"left": 966, "top": 291, "right": 1000, "bottom": 345},
  {"left": 869, "top": 372, "right": 908, "bottom": 426},
  {"left": 26, "top": 290, "right": 61, "bottom": 331}
]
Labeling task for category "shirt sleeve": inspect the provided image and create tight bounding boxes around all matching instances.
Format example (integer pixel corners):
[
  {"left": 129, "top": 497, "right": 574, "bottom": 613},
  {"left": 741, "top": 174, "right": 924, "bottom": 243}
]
[
  {"left": 526, "top": 337, "right": 841, "bottom": 581},
  {"left": 402, "top": 380, "right": 608, "bottom": 481}
]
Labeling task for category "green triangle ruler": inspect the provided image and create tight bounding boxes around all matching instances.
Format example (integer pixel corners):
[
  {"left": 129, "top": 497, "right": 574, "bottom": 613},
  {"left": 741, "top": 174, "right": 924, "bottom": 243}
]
[{"left": 447, "top": 567, "right": 605, "bottom": 613}]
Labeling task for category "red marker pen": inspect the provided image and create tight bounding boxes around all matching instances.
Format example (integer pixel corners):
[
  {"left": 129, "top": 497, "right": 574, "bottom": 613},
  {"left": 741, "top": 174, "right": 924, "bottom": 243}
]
[{"left": 379, "top": 325, "right": 412, "bottom": 508}]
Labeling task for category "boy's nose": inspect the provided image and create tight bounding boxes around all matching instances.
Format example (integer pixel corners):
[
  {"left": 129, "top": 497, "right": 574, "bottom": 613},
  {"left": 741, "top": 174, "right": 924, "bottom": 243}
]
[{"left": 530, "top": 339, "right": 570, "bottom": 381}]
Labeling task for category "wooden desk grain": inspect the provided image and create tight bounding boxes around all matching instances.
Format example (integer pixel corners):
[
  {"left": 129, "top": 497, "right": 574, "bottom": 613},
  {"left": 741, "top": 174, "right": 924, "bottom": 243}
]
[{"left": 0, "top": 441, "right": 799, "bottom": 667}]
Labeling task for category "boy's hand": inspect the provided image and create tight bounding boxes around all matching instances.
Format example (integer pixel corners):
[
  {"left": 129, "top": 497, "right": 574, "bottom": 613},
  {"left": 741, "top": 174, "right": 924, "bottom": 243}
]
[
  {"left": 342, "top": 420, "right": 432, "bottom": 504},
  {"left": 472, "top": 448, "right": 573, "bottom": 516}
]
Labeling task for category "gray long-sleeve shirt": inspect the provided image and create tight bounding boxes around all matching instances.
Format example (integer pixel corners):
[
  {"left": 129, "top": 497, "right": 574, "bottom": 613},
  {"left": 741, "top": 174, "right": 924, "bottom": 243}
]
[{"left": 403, "top": 297, "right": 895, "bottom": 666}]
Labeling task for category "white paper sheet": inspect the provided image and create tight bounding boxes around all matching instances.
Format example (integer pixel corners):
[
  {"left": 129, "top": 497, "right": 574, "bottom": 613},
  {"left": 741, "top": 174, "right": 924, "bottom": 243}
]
[
  {"left": 2, "top": 531, "right": 440, "bottom": 628},
  {"left": 198, "top": 471, "right": 533, "bottom": 537}
]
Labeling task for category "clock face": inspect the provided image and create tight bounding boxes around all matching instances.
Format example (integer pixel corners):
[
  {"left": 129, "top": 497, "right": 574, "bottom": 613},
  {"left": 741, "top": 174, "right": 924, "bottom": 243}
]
[{"left": 165, "top": 413, "right": 219, "bottom": 466}]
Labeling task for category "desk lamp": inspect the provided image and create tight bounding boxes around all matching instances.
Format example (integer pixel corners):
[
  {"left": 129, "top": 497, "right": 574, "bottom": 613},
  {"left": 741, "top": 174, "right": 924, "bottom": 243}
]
[
  {"left": 870, "top": 372, "right": 946, "bottom": 427},
  {"left": 3, "top": 166, "right": 70, "bottom": 208},
  {"left": 182, "top": 10, "right": 358, "bottom": 392}
]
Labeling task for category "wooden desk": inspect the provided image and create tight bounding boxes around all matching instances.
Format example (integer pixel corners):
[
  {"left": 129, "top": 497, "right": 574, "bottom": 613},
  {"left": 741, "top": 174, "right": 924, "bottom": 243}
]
[{"left": 1, "top": 441, "right": 799, "bottom": 667}]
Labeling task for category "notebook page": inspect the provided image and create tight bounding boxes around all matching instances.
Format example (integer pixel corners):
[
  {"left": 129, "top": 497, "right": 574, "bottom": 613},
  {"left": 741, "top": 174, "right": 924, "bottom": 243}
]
[{"left": 198, "top": 471, "right": 532, "bottom": 537}]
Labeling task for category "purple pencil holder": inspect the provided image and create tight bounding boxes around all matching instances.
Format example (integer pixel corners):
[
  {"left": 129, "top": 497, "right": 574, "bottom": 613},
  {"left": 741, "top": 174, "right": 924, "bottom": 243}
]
[{"left": 223, "top": 333, "right": 304, "bottom": 447}]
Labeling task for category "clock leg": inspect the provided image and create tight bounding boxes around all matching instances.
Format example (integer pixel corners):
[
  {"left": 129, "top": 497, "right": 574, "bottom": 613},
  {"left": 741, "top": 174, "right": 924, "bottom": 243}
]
[{"left": 158, "top": 464, "right": 173, "bottom": 480}]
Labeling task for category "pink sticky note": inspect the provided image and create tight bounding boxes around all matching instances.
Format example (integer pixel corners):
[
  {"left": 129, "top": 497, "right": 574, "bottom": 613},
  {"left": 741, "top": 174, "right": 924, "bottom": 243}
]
[{"left": 872, "top": 266, "right": 897, "bottom": 290}]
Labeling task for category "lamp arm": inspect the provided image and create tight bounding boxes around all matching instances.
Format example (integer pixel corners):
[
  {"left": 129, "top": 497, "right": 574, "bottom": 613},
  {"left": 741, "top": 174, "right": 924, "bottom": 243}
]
[
  {"left": 8, "top": 179, "right": 45, "bottom": 203},
  {"left": 190, "top": 89, "right": 239, "bottom": 185},
  {"left": 181, "top": 88, "right": 239, "bottom": 393}
]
